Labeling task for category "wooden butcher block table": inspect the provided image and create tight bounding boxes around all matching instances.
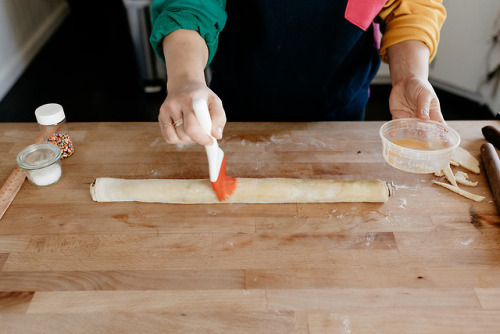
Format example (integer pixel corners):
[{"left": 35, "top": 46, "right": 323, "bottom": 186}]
[{"left": 1, "top": 121, "right": 500, "bottom": 333}]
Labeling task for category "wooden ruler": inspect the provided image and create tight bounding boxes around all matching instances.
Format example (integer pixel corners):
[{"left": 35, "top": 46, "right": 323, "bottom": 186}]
[
  {"left": 0, "top": 167, "right": 27, "bottom": 219},
  {"left": 0, "top": 132, "right": 44, "bottom": 219}
]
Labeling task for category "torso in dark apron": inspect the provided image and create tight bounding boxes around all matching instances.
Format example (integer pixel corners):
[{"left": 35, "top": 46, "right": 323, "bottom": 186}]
[{"left": 209, "top": 0, "right": 383, "bottom": 121}]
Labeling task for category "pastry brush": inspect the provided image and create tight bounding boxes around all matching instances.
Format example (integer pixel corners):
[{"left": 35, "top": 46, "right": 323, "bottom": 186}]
[{"left": 193, "top": 98, "right": 237, "bottom": 202}]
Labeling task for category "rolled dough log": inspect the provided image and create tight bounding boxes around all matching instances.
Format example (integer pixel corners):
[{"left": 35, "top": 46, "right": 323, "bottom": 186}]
[{"left": 90, "top": 178, "right": 391, "bottom": 204}]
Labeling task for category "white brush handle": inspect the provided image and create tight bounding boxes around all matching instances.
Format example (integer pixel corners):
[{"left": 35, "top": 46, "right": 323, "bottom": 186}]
[{"left": 192, "top": 98, "right": 224, "bottom": 182}]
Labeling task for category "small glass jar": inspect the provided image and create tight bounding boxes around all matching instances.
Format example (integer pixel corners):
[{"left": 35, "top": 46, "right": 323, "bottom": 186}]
[
  {"left": 35, "top": 103, "right": 74, "bottom": 158},
  {"left": 17, "top": 143, "right": 62, "bottom": 186}
]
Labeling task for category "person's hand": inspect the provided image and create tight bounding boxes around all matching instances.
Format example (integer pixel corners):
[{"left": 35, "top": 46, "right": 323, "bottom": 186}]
[
  {"left": 158, "top": 79, "right": 226, "bottom": 145},
  {"left": 389, "top": 75, "right": 445, "bottom": 123},
  {"left": 158, "top": 29, "right": 224, "bottom": 146}
]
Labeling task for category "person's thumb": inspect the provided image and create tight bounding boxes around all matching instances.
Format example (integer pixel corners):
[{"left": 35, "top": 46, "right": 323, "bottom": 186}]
[
  {"left": 414, "top": 87, "right": 432, "bottom": 120},
  {"left": 416, "top": 85, "right": 445, "bottom": 124},
  {"left": 209, "top": 98, "right": 226, "bottom": 139},
  {"left": 416, "top": 92, "right": 431, "bottom": 120},
  {"left": 428, "top": 97, "right": 445, "bottom": 124}
]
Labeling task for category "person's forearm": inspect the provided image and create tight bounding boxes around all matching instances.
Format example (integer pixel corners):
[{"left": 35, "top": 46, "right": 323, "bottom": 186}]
[
  {"left": 387, "top": 40, "right": 430, "bottom": 85},
  {"left": 162, "top": 29, "right": 208, "bottom": 85}
]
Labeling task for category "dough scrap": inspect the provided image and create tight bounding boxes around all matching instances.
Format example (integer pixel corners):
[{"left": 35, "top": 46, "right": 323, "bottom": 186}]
[
  {"left": 433, "top": 180, "right": 485, "bottom": 202},
  {"left": 452, "top": 147, "right": 480, "bottom": 174},
  {"left": 90, "top": 177, "right": 391, "bottom": 204},
  {"left": 454, "top": 171, "right": 478, "bottom": 187},
  {"left": 433, "top": 147, "right": 482, "bottom": 201},
  {"left": 443, "top": 165, "right": 458, "bottom": 187}
]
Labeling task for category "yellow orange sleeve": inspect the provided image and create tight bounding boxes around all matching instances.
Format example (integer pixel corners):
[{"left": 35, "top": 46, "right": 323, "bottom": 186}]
[{"left": 378, "top": 0, "right": 446, "bottom": 63}]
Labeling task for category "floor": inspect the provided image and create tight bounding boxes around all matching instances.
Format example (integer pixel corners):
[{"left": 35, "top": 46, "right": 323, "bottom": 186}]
[{"left": 0, "top": 1, "right": 495, "bottom": 123}]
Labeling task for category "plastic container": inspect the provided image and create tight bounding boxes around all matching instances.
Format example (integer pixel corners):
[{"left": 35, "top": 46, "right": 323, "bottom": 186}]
[
  {"left": 379, "top": 118, "right": 461, "bottom": 173},
  {"left": 16, "top": 143, "right": 62, "bottom": 186},
  {"left": 35, "top": 103, "right": 74, "bottom": 158}
]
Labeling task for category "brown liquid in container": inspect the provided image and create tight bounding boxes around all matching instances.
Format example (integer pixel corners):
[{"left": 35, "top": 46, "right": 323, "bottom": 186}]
[{"left": 392, "top": 139, "right": 430, "bottom": 150}]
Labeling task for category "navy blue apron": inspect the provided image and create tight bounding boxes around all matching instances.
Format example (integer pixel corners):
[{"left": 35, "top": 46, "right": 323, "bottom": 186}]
[{"left": 209, "top": 0, "right": 383, "bottom": 121}]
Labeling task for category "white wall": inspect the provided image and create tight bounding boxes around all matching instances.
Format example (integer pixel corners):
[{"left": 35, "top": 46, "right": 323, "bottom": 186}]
[
  {"left": 431, "top": 0, "right": 500, "bottom": 114},
  {"left": 0, "top": 0, "right": 69, "bottom": 102}
]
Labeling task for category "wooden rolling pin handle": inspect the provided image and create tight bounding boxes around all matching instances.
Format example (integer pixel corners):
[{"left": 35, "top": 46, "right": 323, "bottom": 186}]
[
  {"left": 481, "top": 143, "right": 500, "bottom": 214},
  {"left": 481, "top": 126, "right": 500, "bottom": 150}
]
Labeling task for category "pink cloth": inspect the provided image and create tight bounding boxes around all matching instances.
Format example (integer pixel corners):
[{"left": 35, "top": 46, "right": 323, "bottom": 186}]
[
  {"left": 345, "top": 0, "right": 386, "bottom": 31},
  {"left": 372, "top": 22, "right": 382, "bottom": 49}
]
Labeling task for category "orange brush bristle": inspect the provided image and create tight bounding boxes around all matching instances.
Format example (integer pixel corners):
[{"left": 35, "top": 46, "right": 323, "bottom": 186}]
[{"left": 211, "top": 156, "right": 238, "bottom": 202}]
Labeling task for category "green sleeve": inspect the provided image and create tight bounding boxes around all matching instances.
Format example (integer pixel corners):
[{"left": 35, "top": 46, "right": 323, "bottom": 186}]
[{"left": 150, "top": 0, "right": 227, "bottom": 66}]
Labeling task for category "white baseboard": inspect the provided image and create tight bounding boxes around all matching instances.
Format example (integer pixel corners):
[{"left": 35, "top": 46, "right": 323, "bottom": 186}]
[{"left": 0, "top": 2, "right": 69, "bottom": 102}]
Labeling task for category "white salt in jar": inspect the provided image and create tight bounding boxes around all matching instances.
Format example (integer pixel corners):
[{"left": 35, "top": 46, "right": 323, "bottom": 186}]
[{"left": 16, "top": 143, "right": 62, "bottom": 186}]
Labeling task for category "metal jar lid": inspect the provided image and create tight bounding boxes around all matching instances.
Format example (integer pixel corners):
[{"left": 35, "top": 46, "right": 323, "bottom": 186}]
[{"left": 16, "top": 143, "right": 61, "bottom": 170}]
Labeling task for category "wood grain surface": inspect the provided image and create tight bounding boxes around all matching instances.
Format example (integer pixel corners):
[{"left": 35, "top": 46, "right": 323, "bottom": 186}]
[{"left": 0, "top": 121, "right": 500, "bottom": 333}]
